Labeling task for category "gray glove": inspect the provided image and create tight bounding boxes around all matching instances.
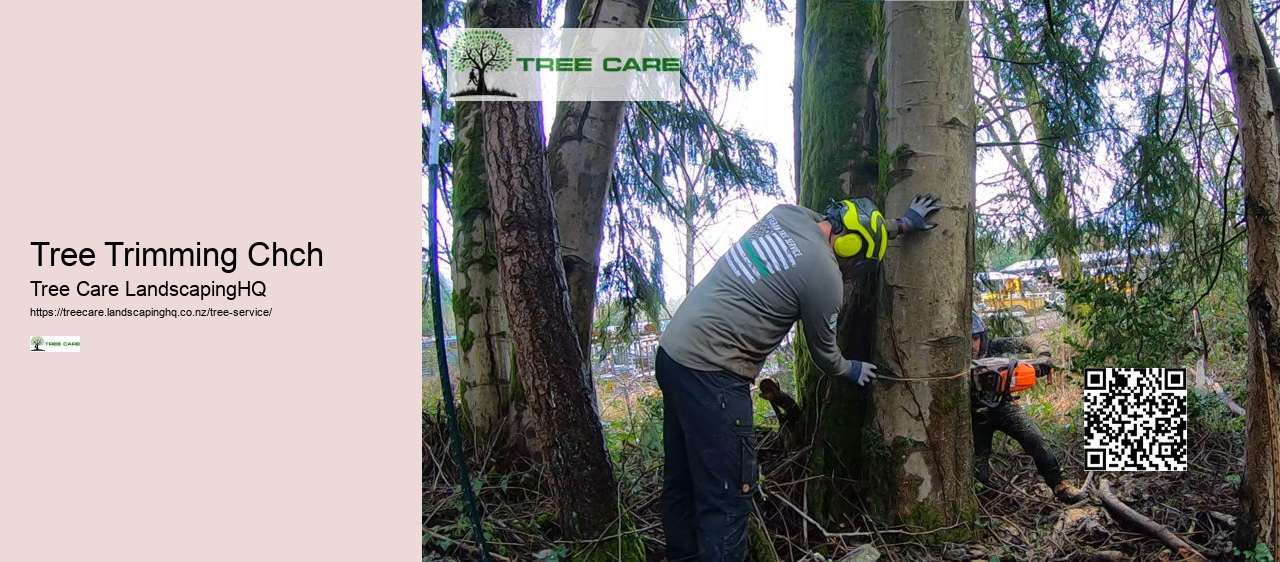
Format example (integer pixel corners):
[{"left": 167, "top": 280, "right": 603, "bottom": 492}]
[
  {"left": 845, "top": 360, "right": 879, "bottom": 386},
  {"left": 899, "top": 193, "right": 941, "bottom": 233}
]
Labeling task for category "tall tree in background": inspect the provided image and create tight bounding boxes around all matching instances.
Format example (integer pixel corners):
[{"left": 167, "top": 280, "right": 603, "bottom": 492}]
[
  {"left": 972, "top": 0, "right": 1115, "bottom": 284},
  {"left": 548, "top": 0, "right": 656, "bottom": 372},
  {"left": 634, "top": 100, "right": 779, "bottom": 296},
  {"left": 1213, "top": 0, "right": 1280, "bottom": 552},
  {"left": 865, "top": 0, "right": 977, "bottom": 529},
  {"left": 616, "top": 0, "right": 782, "bottom": 299},
  {"left": 794, "top": 0, "right": 885, "bottom": 525},
  {"left": 471, "top": 0, "right": 645, "bottom": 555}
]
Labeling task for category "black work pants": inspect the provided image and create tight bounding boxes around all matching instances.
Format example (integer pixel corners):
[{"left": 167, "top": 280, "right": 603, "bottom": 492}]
[
  {"left": 655, "top": 347, "right": 757, "bottom": 562},
  {"left": 973, "top": 400, "right": 1064, "bottom": 489}
]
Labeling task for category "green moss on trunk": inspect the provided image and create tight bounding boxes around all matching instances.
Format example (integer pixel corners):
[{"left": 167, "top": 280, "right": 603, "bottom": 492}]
[
  {"left": 798, "top": 0, "right": 881, "bottom": 209},
  {"left": 856, "top": 428, "right": 977, "bottom": 545},
  {"left": 796, "top": 0, "right": 885, "bottom": 529},
  {"left": 451, "top": 102, "right": 490, "bottom": 222}
]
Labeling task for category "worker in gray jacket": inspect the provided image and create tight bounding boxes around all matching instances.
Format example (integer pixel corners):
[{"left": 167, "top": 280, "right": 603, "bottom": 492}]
[{"left": 655, "top": 194, "right": 941, "bottom": 561}]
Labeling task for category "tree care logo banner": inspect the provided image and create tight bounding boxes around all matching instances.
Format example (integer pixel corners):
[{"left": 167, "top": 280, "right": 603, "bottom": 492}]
[
  {"left": 446, "top": 28, "right": 683, "bottom": 102},
  {"left": 29, "top": 335, "right": 81, "bottom": 352}
]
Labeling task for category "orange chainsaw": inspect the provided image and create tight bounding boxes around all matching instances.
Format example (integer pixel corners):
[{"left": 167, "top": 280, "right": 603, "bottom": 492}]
[{"left": 971, "top": 357, "right": 1041, "bottom": 408}]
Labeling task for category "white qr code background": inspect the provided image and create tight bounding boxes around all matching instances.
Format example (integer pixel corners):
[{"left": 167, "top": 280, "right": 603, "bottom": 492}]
[{"left": 1083, "top": 368, "right": 1188, "bottom": 471}]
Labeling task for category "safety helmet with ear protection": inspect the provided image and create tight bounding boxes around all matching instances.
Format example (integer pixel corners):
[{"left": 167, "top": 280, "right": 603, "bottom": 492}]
[{"left": 825, "top": 198, "right": 889, "bottom": 260}]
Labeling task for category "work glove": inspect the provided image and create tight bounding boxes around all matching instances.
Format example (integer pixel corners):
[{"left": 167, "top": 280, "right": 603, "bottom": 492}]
[
  {"left": 899, "top": 193, "right": 942, "bottom": 233},
  {"left": 845, "top": 360, "right": 879, "bottom": 386}
]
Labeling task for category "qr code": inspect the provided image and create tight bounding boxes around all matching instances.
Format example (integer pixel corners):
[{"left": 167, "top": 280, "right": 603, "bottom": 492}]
[{"left": 1083, "top": 368, "right": 1188, "bottom": 471}]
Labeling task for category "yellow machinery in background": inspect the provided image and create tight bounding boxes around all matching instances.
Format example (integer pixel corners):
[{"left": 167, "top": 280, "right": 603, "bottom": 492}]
[{"left": 978, "top": 273, "right": 1048, "bottom": 314}]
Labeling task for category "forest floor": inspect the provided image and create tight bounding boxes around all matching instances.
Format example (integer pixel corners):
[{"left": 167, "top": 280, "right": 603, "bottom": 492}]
[{"left": 424, "top": 313, "right": 1251, "bottom": 561}]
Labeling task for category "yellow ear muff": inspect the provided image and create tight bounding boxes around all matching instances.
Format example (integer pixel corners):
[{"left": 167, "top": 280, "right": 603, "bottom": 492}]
[
  {"left": 831, "top": 198, "right": 889, "bottom": 261},
  {"left": 871, "top": 211, "right": 888, "bottom": 260},
  {"left": 833, "top": 232, "right": 865, "bottom": 258}
]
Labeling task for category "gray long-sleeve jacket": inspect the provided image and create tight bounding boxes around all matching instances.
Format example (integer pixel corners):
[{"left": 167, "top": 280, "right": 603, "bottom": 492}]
[{"left": 659, "top": 205, "right": 851, "bottom": 380}]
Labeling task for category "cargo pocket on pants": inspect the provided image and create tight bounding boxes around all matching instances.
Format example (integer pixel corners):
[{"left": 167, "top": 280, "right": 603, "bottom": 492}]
[{"left": 738, "top": 430, "right": 758, "bottom": 498}]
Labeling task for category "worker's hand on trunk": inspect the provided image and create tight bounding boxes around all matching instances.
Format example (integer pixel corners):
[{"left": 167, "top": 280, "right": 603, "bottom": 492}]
[
  {"left": 845, "top": 360, "right": 879, "bottom": 386},
  {"left": 899, "top": 193, "right": 941, "bottom": 233}
]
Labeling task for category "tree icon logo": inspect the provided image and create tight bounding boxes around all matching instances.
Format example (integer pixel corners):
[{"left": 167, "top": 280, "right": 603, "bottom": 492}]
[
  {"left": 30, "top": 336, "right": 45, "bottom": 351},
  {"left": 450, "top": 29, "right": 519, "bottom": 98}
]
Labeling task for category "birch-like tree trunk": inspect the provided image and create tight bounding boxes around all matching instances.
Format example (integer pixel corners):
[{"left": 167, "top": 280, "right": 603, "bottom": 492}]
[
  {"left": 548, "top": 0, "right": 655, "bottom": 366},
  {"left": 866, "top": 0, "right": 976, "bottom": 532},
  {"left": 449, "top": 10, "right": 512, "bottom": 435},
  {"left": 1214, "top": 0, "right": 1280, "bottom": 552}
]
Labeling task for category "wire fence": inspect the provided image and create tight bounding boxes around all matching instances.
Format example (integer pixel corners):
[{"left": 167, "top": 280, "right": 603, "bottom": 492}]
[{"left": 422, "top": 331, "right": 797, "bottom": 384}]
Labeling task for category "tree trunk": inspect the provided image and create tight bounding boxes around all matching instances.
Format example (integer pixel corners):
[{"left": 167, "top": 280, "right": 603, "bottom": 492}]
[
  {"left": 684, "top": 190, "right": 696, "bottom": 295},
  {"left": 1214, "top": 0, "right": 1280, "bottom": 552},
  {"left": 997, "top": 0, "right": 1081, "bottom": 283},
  {"left": 795, "top": 0, "right": 884, "bottom": 527},
  {"left": 1021, "top": 74, "right": 1081, "bottom": 283},
  {"left": 548, "top": 0, "right": 655, "bottom": 370},
  {"left": 473, "top": 1, "right": 643, "bottom": 555},
  {"left": 976, "top": 0, "right": 1081, "bottom": 284},
  {"left": 450, "top": 12, "right": 512, "bottom": 436},
  {"left": 793, "top": 0, "right": 806, "bottom": 198},
  {"left": 867, "top": 0, "right": 976, "bottom": 533},
  {"left": 1252, "top": 18, "right": 1280, "bottom": 128}
]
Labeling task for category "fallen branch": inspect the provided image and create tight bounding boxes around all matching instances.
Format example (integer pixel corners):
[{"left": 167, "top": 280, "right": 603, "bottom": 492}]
[
  {"left": 425, "top": 528, "right": 513, "bottom": 562},
  {"left": 1203, "top": 372, "right": 1246, "bottom": 417},
  {"left": 1092, "top": 479, "right": 1208, "bottom": 562},
  {"left": 765, "top": 484, "right": 967, "bottom": 538},
  {"left": 576, "top": 521, "right": 662, "bottom": 545}
]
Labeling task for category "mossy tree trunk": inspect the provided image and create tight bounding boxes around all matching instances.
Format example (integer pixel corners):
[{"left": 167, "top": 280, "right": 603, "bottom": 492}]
[
  {"left": 865, "top": 0, "right": 976, "bottom": 532},
  {"left": 548, "top": 0, "right": 655, "bottom": 383},
  {"left": 449, "top": 11, "right": 512, "bottom": 437},
  {"left": 795, "top": 0, "right": 885, "bottom": 528},
  {"left": 1214, "top": 0, "right": 1280, "bottom": 552},
  {"left": 471, "top": 0, "right": 645, "bottom": 556}
]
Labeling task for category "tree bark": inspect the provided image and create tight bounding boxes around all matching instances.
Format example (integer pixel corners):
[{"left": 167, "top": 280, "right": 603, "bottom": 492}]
[
  {"left": 473, "top": 0, "right": 642, "bottom": 553},
  {"left": 449, "top": 10, "right": 513, "bottom": 437},
  {"left": 867, "top": 0, "right": 976, "bottom": 532},
  {"left": 1214, "top": 0, "right": 1280, "bottom": 553},
  {"left": 548, "top": 0, "right": 655, "bottom": 369},
  {"left": 793, "top": 0, "right": 806, "bottom": 198},
  {"left": 795, "top": 0, "right": 884, "bottom": 527},
  {"left": 1252, "top": 18, "right": 1280, "bottom": 130}
]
